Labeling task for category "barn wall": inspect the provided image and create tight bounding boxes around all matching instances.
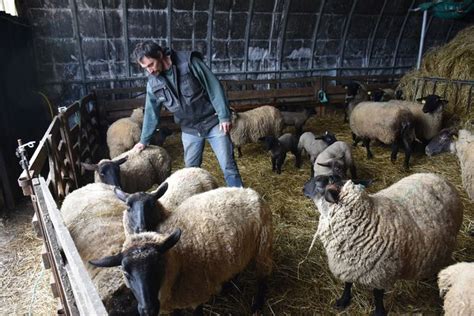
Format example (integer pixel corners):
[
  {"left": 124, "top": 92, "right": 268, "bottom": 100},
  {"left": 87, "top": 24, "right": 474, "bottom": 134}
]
[{"left": 16, "top": 0, "right": 474, "bottom": 105}]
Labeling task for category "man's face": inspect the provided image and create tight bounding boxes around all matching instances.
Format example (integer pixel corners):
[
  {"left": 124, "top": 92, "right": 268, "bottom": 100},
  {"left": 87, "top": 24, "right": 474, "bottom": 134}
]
[{"left": 139, "top": 56, "right": 161, "bottom": 76}]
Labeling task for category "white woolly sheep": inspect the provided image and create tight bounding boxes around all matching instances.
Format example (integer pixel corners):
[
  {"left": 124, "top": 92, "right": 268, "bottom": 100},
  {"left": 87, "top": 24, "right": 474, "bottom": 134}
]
[
  {"left": 280, "top": 107, "right": 315, "bottom": 136},
  {"left": 117, "top": 167, "right": 220, "bottom": 235},
  {"left": 313, "top": 141, "right": 356, "bottom": 179},
  {"left": 303, "top": 173, "right": 463, "bottom": 316},
  {"left": 107, "top": 108, "right": 144, "bottom": 158},
  {"left": 82, "top": 145, "right": 172, "bottom": 193},
  {"left": 297, "top": 131, "right": 337, "bottom": 167},
  {"left": 230, "top": 105, "right": 284, "bottom": 157},
  {"left": 350, "top": 101, "right": 415, "bottom": 169},
  {"left": 106, "top": 108, "right": 173, "bottom": 158},
  {"left": 438, "top": 262, "right": 474, "bottom": 316},
  {"left": 259, "top": 133, "right": 301, "bottom": 174},
  {"left": 426, "top": 128, "right": 474, "bottom": 201},
  {"left": 90, "top": 187, "right": 273, "bottom": 315},
  {"left": 390, "top": 94, "right": 447, "bottom": 144}
]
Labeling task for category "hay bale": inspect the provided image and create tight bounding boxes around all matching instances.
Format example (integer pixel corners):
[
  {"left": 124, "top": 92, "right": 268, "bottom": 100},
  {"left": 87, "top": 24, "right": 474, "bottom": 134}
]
[{"left": 398, "top": 25, "right": 474, "bottom": 124}]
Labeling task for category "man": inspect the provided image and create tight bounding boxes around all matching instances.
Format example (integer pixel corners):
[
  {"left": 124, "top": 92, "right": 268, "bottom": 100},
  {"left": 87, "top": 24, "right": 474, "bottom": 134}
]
[{"left": 132, "top": 41, "right": 243, "bottom": 187}]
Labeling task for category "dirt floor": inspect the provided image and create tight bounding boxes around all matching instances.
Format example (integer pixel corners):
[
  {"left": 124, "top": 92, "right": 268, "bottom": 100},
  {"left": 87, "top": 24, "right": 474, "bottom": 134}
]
[{"left": 1, "top": 108, "right": 473, "bottom": 315}]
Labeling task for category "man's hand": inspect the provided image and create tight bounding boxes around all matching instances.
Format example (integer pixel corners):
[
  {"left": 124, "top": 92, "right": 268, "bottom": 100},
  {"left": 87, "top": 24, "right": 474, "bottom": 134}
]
[
  {"left": 133, "top": 142, "right": 146, "bottom": 152},
  {"left": 219, "top": 122, "right": 232, "bottom": 134}
]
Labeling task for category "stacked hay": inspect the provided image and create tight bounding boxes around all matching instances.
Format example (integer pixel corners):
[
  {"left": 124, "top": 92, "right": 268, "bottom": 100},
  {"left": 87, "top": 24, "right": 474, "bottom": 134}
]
[{"left": 398, "top": 25, "right": 474, "bottom": 124}]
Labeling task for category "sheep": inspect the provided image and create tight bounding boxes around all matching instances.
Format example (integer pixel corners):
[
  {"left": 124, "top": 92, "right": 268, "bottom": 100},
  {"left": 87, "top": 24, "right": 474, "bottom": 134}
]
[
  {"left": 82, "top": 145, "right": 172, "bottom": 193},
  {"left": 426, "top": 127, "right": 474, "bottom": 201},
  {"left": 107, "top": 107, "right": 144, "bottom": 158},
  {"left": 60, "top": 182, "right": 169, "bottom": 314},
  {"left": 280, "top": 107, "right": 316, "bottom": 136},
  {"left": 313, "top": 141, "right": 356, "bottom": 179},
  {"left": 297, "top": 131, "right": 338, "bottom": 167},
  {"left": 343, "top": 81, "right": 369, "bottom": 123},
  {"left": 259, "top": 133, "right": 301, "bottom": 174},
  {"left": 230, "top": 105, "right": 284, "bottom": 157},
  {"left": 369, "top": 88, "right": 396, "bottom": 102},
  {"left": 107, "top": 108, "right": 173, "bottom": 158},
  {"left": 117, "top": 167, "right": 219, "bottom": 235},
  {"left": 303, "top": 173, "right": 463, "bottom": 316},
  {"left": 90, "top": 187, "right": 273, "bottom": 315},
  {"left": 438, "top": 262, "right": 474, "bottom": 316},
  {"left": 390, "top": 94, "right": 447, "bottom": 144},
  {"left": 350, "top": 101, "right": 415, "bottom": 169}
]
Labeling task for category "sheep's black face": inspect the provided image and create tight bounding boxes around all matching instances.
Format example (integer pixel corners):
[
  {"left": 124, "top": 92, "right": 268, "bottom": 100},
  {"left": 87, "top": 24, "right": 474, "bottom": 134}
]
[
  {"left": 98, "top": 161, "right": 122, "bottom": 187},
  {"left": 425, "top": 128, "right": 456, "bottom": 156},
  {"left": 417, "top": 95, "right": 445, "bottom": 113},
  {"left": 127, "top": 193, "right": 162, "bottom": 233},
  {"left": 344, "top": 82, "right": 360, "bottom": 99},
  {"left": 371, "top": 89, "right": 385, "bottom": 102}
]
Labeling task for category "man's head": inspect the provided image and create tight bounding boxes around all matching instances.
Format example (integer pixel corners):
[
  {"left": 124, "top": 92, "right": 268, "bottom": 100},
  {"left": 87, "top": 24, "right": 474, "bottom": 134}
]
[{"left": 133, "top": 41, "right": 172, "bottom": 76}]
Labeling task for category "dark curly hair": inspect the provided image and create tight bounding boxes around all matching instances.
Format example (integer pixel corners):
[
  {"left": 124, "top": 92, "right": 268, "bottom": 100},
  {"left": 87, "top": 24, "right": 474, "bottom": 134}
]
[{"left": 132, "top": 41, "right": 164, "bottom": 62}]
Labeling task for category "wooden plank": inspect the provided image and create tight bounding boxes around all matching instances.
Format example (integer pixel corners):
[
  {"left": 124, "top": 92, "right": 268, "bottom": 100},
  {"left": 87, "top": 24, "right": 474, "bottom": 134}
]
[
  {"left": 227, "top": 87, "right": 315, "bottom": 101},
  {"left": 38, "top": 177, "right": 107, "bottom": 315},
  {"left": 41, "top": 244, "right": 51, "bottom": 269},
  {"left": 32, "top": 212, "right": 42, "bottom": 238}
]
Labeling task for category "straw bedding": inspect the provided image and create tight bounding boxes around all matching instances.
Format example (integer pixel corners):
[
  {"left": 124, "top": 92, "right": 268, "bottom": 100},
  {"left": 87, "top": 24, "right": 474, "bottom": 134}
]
[{"left": 2, "top": 109, "right": 473, "bottom": 315}]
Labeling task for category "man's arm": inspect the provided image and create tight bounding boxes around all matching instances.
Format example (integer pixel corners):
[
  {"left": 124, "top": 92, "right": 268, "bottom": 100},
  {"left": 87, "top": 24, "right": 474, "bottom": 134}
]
[
  {"left": 136, "top": 83, "right": 162, "bottom": 149},
  {"left": 190, "top": 56, "right": 231, "bottom": 129}
]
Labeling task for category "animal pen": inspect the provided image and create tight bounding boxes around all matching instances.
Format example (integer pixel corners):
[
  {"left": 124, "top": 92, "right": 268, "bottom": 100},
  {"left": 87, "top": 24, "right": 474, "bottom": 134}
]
[{"left": 16, "top": 73, "right": 474, "bottom": 314}]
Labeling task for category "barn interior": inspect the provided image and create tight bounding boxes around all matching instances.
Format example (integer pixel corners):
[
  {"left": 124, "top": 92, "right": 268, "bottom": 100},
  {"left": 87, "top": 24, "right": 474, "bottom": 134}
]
[{"left": 0, "top": 0, "right": 473, "bottom": 315}]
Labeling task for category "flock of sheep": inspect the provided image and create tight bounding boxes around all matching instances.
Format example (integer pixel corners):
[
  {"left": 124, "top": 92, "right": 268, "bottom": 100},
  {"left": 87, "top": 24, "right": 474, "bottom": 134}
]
[{"left": 58, "top": 82, "right": 473, "bottom": 315}]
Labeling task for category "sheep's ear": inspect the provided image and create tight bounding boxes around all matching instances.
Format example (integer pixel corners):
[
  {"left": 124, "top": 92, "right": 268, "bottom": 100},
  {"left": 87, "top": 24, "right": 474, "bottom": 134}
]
[
  {"left": 114, "top": 186, "right": 129, "bottom": 202},
  {"left": 157, "top": 228, "right": 181, "bottom": 253},
  {"left": 114, "top": 156, "right": 128, "bottom": 165},
  {"left": 81, "top": 162, "right": 98, "bottom": 171},
  {"left": 151, "top": 182, "right": 168, "bottom": 200},
  {"left": 324, "top": 187, "right": 340, "bottom": 203},
  {"left": 89, "top": 253, "right": 123, "bottom": 268}
]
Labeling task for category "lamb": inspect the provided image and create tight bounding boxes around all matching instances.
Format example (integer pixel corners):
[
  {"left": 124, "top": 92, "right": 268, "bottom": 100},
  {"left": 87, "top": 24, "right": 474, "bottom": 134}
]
[
  {"left": 438, "top": 262, "right": 474, "bottom": 316},
  {"left": 390, "top": 94, "right": 447, "bottom": 144},
  {"left": 313, "top": 141, "right": 356, "bottom": 179},
  {"left": 230, "top": 105, "right": 284, "bottom": 157},
  {"left": 82, "top": 145, "right": 172, "bottom": 193},
  {"left": 117, "top": 167, "right": 220, "bottom": 234},
  {"left": 343, "top": 81, "right": 369, "bottom": 123},
  {"left": 297, "top": 131, "right": 337, "bottom": 167},
  {"left": 259, "top": 133, "right": 301, "bottom": 174},
  {"left": 426, "top": 128, "right": 474, "bottom": 200},
  {"left": 350, "top": 101, "right": 415, "bottom": 169},
  {"left": 90, "top": 187, "right": 273, "bottom": 315},
  {"left": 60, "top": 182, "right": 168, "bottom": 314},
  {"left": 280, "top": 107, "right": 316, "bottom": 136},
  {"left": 106, "top": 107, "right": 173, "bottom": 158},
  {"left": 303, "top": 173, "right": 463, "bottom": 316}
]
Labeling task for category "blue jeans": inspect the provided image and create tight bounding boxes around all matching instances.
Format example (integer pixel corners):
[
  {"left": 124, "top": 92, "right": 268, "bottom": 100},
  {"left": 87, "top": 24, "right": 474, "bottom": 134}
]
[{"left": 181, "top": 124, "right": 244, "bottom": 187}]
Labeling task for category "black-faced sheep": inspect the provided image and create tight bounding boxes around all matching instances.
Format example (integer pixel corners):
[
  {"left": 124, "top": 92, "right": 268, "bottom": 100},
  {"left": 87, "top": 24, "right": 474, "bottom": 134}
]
[
  {"left": 438, "top": 262, "right": 474, "bottom": 316},
  {"left": 90, "top": 187, "right": 273, "bottom": 315},
  {"left": 313, "top": 141, "right": 356, "bottom": 179},
  {"left": 303, "top": 173, "right": 462, "bottom": 316},
  {"left": 390, "top": 94, "right": 447, "bottom": 144},
  {"left": 369, "top": 88, "right": 396, "bottom": 102},
  {"left": 259, "top": 133, "right": 301, "bottom": 174},
  {"left": 343, "top": 81, "right": 368, "bottom": 123},
  {"left": 350, "top": 101, "right": 415, "bottom": 169},
  {"left": 297, "top": 131, "right": 338, "bottom": 168},
  {"left": 117, "top": 167, "right": 219, "bottom": 235},
  {"left": 280, "top": 107, "right": 316, "bottom": 136},
  {"left": 230, "top": 105, "right": 284, "bottom": 157},
  {"left": 82, "top": 145, "right": 172, "bottom": 193},
  {"left": 426, "top": 127, "right": 474, "bottom": 201}
]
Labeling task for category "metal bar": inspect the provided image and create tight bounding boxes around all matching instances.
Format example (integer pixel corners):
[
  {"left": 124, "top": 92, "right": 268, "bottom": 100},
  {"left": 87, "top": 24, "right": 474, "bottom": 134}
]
[
  {"left": 167, "top": 0, "right": 172, "bottom": 46},
  {"left": 337, "top": 0, "right": 359, "bottom": 76},
  {"left": 207, "top": 0, "right": 215, "bottom": 68},
  {"left": 310, "top": 0, "right": 326, "bottom": 69},
  {"left": 366, "top": 0, "right": 387, "bottom": 71},
  {"left": 432, "top": 80, "right": 437, "bottom": 94},
  {"left": 391, "top": 0, "right": 417, "bottom": 74},
  {"left": 416, "top": 10, "right": 428, "bottom": 70},
  {"left": 444, "top": 19, "right": 455, "bottom": 43},
  {"left": 69, "top": 0, "right": 87, "bottom": 94},
  {"left": 243, "top": 0, "right": 255, "bottom": 79},
  {"left": 467, "top": 85, "right": 472, "bottom": 111},
  {"left": 122, "top": 0, "right": 130, "bottom": 77},
  {"left": 413, "top": 78, "right": 420, "bottom": 100},
  {"left": 277, "top": 0, "right": 291, "bottom": 80}
]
